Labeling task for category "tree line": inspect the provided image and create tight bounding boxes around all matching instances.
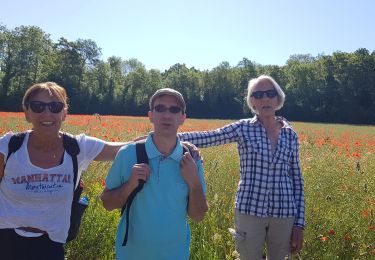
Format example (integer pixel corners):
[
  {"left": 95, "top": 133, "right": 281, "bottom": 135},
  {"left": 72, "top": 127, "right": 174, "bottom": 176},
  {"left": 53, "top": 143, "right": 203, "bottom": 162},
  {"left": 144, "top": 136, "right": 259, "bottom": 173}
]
[{"left": 1, "top": 25, "right": 375, "bottom": 124}]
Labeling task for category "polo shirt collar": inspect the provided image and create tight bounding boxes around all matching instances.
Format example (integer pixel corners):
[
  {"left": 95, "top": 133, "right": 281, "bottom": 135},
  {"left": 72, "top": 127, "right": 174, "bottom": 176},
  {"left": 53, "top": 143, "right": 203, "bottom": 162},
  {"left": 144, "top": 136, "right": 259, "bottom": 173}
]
[{"left": 145, "top": 133, "right": 183, "bottom": 162}]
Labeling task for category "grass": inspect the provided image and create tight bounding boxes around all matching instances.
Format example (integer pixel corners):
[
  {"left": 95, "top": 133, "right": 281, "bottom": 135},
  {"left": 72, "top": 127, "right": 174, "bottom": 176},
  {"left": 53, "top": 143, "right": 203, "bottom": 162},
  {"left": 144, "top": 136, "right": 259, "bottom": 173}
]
[{"left": 0, "top": 112, "right": 374, "bottom": 259}]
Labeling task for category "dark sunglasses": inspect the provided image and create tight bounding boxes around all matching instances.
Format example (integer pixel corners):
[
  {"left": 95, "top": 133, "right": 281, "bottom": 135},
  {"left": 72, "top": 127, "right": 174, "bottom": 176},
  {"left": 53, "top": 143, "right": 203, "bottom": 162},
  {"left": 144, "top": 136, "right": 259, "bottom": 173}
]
[
  {"left": 251, "top": 89, "right": 278, "bottom": 99},
  {"left": 27, "top": 101, "right": 65, "bottom": 113},
  {"left": 154, "top": 104, "right": 182, "bottom": 114}
]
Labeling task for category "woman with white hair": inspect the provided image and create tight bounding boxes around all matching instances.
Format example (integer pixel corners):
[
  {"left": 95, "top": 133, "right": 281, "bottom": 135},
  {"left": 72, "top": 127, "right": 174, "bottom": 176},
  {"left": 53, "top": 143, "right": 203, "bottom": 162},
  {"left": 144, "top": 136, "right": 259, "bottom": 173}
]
[{"left": 179, "top": 75, "right": 305, "bottom": 260}]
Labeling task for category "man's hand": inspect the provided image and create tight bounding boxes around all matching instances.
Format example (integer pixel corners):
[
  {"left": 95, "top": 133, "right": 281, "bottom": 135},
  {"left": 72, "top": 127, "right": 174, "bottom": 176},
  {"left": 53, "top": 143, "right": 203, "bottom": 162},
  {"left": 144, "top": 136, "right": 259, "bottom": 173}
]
[
  {"left": 180, "top": 151, "right": 208, "bottom": 222},
  {"left": 129, "top": 163, "right": 151, "bottom": 190},
  {"left": 101, "top": 163, "right": 150, "bottom": 211},
  {"left": 180, "top": 152, "right": 200, "bottom": 187},
  {"left": 290, "top": 226, "right": 304, "bottom": 254}
]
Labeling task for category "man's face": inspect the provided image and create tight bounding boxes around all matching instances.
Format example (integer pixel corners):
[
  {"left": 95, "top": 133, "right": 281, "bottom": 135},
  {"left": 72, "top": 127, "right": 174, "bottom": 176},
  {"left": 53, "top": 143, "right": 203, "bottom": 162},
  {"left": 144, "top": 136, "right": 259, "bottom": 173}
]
[{"left": 148, "top": 95, "right": 186, "bottom": 137}]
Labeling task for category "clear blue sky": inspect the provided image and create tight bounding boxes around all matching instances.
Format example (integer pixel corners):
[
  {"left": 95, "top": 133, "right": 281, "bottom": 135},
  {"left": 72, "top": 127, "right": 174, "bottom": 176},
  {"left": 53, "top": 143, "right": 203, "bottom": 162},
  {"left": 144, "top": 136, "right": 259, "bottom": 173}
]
[{"left": 1, "top": 0, "right": 374, "bottom": 71}]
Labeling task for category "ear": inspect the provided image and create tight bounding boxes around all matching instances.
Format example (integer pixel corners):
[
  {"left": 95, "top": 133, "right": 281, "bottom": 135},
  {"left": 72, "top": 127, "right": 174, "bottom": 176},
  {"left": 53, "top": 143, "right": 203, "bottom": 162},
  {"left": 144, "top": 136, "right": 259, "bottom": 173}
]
[
  {"left": 179, "top": 113, "right": 186, "bottom": 126},
  {"left": 148, "top": 111, "right": 153, "bottom": 123}
]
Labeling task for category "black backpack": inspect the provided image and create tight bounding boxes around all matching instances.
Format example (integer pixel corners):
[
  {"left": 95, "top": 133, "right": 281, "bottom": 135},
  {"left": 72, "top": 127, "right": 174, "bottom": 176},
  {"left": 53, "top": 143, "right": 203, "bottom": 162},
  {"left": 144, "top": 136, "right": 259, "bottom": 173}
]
[
  {"left": 4, "top": 132, "right": 86, "bottom": 242},
  {"left": 120, "top": 141, "right": 190, "bottom": 246}
]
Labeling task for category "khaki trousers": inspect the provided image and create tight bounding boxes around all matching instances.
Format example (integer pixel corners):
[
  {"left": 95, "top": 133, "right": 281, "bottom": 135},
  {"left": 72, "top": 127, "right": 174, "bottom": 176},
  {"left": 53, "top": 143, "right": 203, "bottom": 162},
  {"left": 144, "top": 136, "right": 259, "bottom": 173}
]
[{"left": 233, "top": 209, "right": 294, "bottom": 260}]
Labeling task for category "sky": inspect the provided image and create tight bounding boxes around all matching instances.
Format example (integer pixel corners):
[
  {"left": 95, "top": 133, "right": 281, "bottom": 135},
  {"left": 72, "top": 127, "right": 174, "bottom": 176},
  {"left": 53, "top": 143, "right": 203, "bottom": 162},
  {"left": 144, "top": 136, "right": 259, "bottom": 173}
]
[{"left": 1, "top": 0, "right": 374, "bottom": 71}]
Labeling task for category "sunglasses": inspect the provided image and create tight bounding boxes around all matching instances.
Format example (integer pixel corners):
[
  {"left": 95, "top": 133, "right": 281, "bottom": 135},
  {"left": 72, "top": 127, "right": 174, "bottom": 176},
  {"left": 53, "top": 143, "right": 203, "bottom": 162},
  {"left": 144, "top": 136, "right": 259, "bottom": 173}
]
[
  {"left": 251, "top": 89, "right": 278, "bottom": 99},
  {"left": 27, "top": 101, "right": 65, "bottom": 113},
  {"left": 154, "top": 104, "right": 182, "bottom": 114}
]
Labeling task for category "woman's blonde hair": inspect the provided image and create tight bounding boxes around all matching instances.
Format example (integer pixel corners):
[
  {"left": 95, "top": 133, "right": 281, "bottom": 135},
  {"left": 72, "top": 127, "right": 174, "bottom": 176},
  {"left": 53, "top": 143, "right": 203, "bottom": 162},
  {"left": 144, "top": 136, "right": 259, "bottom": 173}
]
[{"left": 22, "top": 82, "right": 68, "bottom": 111}]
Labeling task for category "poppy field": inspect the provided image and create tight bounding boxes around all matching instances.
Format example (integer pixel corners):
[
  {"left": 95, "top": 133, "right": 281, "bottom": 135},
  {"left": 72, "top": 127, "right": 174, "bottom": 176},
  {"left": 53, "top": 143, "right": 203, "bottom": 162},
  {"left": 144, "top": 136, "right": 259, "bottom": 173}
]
[{"left": 0, "top": 112, "right": 374, "bottom": 259}]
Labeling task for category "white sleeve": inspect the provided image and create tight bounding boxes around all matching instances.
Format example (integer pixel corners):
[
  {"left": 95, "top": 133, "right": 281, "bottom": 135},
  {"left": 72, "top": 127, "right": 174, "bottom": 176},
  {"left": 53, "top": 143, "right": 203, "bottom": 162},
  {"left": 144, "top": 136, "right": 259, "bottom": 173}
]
[
  {"left": 75, "top": 134, "right": 106, "bottom": 171},
  {"left": 0, "top": 132, "right": 14, "bottom": 161}
]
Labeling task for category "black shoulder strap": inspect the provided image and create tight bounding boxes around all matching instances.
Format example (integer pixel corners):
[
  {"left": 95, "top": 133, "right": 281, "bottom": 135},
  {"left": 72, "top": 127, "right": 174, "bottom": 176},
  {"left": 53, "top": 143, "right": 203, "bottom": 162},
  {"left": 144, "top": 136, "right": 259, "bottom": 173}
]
[
  {"left": 4, "top": 132, "right": 26, "bottom": 169},
  {"left": 121, "top": 141, "right": 147, "bottom": 246},
  {"left": 121, "top": 141, "right": 148, "bottom": 214},
  {"left": 135, "top": 141, "right": 148, "bottom": 164},
  {"left": 62, "top": 133, "right": 80, "bottom": 190}
]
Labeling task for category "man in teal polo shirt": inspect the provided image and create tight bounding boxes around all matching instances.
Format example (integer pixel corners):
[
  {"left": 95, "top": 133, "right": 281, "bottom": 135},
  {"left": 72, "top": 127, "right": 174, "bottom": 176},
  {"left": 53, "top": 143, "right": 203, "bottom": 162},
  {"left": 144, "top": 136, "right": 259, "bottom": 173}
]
[{"left": 101, "top": 88, "right": 208, "bottom": 260}]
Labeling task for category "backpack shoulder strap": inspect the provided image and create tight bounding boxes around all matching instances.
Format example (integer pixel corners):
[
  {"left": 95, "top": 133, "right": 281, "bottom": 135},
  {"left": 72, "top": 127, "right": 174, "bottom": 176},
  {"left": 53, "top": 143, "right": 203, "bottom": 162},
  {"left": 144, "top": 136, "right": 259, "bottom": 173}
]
[
  {"left": 135, "top": 141, "right": 148, "bottom": 164},
  {"left": 62, "top": 133, "right": 80, "bottom": 156},
  {"left": 121, "top": 141, "right": 147, "bottom": 215},
  {"left": 4, "top": 132, "right": 26, "bottom": 169},
  {"left": 62, "top": 133, "right": 80, "bottom": 189},
  {"left": 120, "top": 141, "right": 147, "bottom": 246}
]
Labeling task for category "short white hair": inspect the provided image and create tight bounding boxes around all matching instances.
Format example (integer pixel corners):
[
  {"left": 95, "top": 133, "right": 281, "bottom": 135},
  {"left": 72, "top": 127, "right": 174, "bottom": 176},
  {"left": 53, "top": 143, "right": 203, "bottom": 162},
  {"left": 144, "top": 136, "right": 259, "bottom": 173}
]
[{"left": 246, "top": 75, "right": 286, "bottom": 114}]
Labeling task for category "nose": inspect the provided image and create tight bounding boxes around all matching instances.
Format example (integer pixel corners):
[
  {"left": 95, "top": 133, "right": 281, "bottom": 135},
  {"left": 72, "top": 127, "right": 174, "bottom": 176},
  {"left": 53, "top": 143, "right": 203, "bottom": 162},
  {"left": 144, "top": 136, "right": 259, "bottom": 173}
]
[
  {"left": 40, "top": 107, "right": 53, "bottom": 114},
  {"left": 161, "top": 111, "right": 174, "bottom": 117}
]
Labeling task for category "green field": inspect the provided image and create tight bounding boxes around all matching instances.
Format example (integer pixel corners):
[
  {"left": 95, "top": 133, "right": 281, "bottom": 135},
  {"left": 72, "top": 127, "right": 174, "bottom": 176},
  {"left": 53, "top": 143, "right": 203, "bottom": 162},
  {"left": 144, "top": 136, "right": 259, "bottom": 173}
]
[{"left": 1, "top": 112, "right": 374, "bottom": 259}]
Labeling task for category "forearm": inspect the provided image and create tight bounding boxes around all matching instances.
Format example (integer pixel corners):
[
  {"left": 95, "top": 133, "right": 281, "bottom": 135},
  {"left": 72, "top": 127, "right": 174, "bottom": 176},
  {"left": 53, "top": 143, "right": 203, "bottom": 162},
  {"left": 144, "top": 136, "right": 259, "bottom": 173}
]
[
  {"left": 291, "top": 145, "right": 305, "bottom": 227},
  {"left": 187, "top": 184, "right": 208, "bottom": 222},
  {"left": 95, "top": 141, "right": 130, "bottom": 161},
  {"left": 292, "top": 174, "right": 305, "bottom": 227},
  {"left": 101, "top": 182, "right": 135, "bottom": 211},
  {"left": 294, "top": 191, "right": 305, "bottom": 228},
  {"left": 178, "top": 125, "right": 237, "bottom": 148}
]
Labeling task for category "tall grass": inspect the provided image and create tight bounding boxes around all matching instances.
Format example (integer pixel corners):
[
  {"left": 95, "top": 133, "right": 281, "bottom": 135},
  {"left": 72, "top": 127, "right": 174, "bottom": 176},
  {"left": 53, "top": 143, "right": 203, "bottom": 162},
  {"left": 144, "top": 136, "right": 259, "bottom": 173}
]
[{"left": 0, "top": 112, "right": 374, "bottom": 259}]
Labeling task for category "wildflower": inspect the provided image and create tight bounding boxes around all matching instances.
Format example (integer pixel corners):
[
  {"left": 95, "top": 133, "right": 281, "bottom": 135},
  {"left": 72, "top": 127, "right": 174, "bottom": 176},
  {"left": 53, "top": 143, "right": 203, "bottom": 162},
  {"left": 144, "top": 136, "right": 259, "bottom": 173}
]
[
  {"left": 232, "top": 250, "right": 240, "bottom": 258},
  {"left": 212, "top": 233, "right": 222, "bottom": 242},
  {"left": 320, "top": 236, "right": 328, "bottom": 242},
  {"left": 344, "top": 234, "right": 351, "bottom": 241},
  {"left": 351, "top": 151, "right": 361, "bottom": 158},
  {"left": 213, "top": 193, "right": 219, "bottom": 203},
  {"left": 99, "top": 178, "right": 106, "bottom": 187},
  {"left": 368, "top": 225, "right": 375, "bottom": 231},
  {"left": 361, "top": 209, "right": 369, "bottom": 218},
  {"left": 328, "top": 229, "right": 335, "bottom": 236}
]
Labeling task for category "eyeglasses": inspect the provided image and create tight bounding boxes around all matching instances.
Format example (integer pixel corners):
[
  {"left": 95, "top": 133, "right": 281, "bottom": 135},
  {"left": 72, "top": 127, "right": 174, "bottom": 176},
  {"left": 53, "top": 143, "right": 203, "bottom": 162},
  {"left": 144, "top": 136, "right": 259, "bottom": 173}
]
[
  {"left": 154, "top": 104, "right": 182, "bottom": 114},
  {"left": 27, "top": 101, "right": 65, "bottom": 113},
  {"left": 251, "top": 89, "right": 278, "bottom": 99}
]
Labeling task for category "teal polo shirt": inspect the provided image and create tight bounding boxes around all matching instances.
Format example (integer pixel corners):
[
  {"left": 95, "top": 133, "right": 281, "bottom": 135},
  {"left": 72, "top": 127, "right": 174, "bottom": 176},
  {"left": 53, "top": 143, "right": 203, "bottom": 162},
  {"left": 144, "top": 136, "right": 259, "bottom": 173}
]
[{"left": 105, "top": 133, "right": 206, "bottom": 260}]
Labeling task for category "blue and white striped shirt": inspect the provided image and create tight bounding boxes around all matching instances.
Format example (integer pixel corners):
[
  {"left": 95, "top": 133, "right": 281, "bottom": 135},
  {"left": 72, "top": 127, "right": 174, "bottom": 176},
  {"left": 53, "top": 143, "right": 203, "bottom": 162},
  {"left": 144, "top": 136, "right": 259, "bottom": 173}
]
[{"left": 179, "top": 116, "right": 305, "bottom": 228}]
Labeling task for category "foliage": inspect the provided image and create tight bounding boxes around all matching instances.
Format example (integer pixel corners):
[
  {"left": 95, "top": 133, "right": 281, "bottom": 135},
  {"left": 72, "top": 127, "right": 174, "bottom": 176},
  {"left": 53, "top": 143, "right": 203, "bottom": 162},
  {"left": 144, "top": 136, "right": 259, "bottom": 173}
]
[{"left": 1, "top": 25, "right": 375, "bottom": 123}]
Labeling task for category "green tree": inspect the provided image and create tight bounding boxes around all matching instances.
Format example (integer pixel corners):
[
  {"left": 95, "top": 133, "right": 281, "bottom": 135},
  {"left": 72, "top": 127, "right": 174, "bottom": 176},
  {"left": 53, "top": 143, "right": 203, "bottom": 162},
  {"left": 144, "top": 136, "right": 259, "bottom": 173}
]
[
  {"left": 50, "top": 37, "right": 101, "bottom": 113},
  {"left": 122, "top": 59, "right": 149, "bottom": 115},
  {"left": 0, "top": 25, "right": 53, "bottom": 109},
  {"left": 163, "top": 63, "right": 204, "bottom": 116}
]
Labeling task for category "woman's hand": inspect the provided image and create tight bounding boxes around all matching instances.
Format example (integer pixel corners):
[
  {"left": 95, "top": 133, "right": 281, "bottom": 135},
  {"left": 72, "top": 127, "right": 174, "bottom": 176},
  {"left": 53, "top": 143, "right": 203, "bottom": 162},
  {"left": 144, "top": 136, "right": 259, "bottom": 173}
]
[
  {"left": 181, "top": 142, "right": 202, "bottom": 161},
  {"left": 290, "top": 226, "right": 304, "bottom": 254}
]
